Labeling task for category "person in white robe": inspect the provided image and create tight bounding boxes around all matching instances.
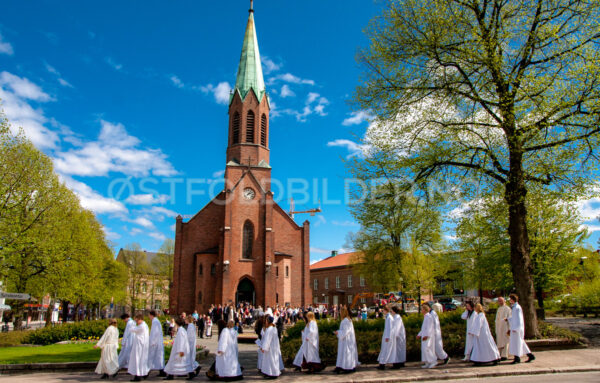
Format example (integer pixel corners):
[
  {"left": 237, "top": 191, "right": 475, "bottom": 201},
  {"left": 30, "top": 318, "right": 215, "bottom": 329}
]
[
  {"left": 164, "top": 317, "right": 194, "bottom": 380},
  {"left": 127, "top": 314, "right": 150, "bottom": 381},
  {"left": 256, "top": 323, "right": 265, "bottom": 371},
  {"left": 429, "top": 305, "right": 450, "bottom": 364},
  {"left": 147, "top": 310, "right": 166, "bottom": 377},
  {"left": 208, "top": 320, "right": 243, "bottom": 381},
  {"left": 293, "top": 311, "right": 324, "bottom": 373},
  {"left": 495, "top": 297, "right": 511, "bottom": 360},
  {"left": 391, "top": 306, "right": 406, "bottom": 368},
  {"left": 377, "top": 305, "right": 397, "bottom": 370},
  {"left": 118, "top": 314, "right": 136, "bottom": 368},
  {"left": 507, "top": 294, "right": 535, "bottom": 364},
  {"left": 260, "top": 316, "right": 283, "bottom": 378},
  {"left": 417, "top": 305, "right": 437, "bottom": 369},
  {"left": 461, "top": 301, "right": 477, "bottom": 361},
  {"left": 334, "top": 307, "right": 359, "bottom": 374},
  {"left": 94, "top": 319, "right": 120, "bottom": 379},
  {"left": 185, "top": 315, "right": 201, "bottom": 377},
  {"left": 469, "top": 304, "right": 500, "bottom": 365}
]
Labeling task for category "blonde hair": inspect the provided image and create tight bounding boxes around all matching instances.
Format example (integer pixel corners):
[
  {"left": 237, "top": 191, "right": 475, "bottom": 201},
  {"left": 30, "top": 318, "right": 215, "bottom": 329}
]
[
  {"left": 109, "top": 318, "right": 117, "bottom": 326},
  {"left": 474, "top": 303, "right": 484, "bottom": 313},
  {"left": 227, "top": 320, "right": 235, "bottom": 328},
  {"left": 306, "top": 311, "right": 315, "bottom": 322},
  {"left": 340, "top": 307, "right": 350, "bottom": 319}
]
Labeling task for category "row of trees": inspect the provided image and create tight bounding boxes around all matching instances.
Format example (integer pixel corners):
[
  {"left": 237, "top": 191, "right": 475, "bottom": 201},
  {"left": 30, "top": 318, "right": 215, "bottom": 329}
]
[
  {"left": 349, "top": 0, "right": 600, "bottom": 337},
  {"left": 0, "top": 114, "right": 128, "bottom": 329}
]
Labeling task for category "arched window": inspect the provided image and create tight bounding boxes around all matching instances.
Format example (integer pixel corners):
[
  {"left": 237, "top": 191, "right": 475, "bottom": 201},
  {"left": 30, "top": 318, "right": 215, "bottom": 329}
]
[
  {"left": 232, "top": 112, "right": 240, "bottom": 144},
  {"left": 242, "top": 220, "right": 254, "bottom": 259},
  {"left": 260, "top": 114, "right": 267, "bottom": 146},
  {"left": 246, "top": 110, "right": 255, "bottom": 143}
]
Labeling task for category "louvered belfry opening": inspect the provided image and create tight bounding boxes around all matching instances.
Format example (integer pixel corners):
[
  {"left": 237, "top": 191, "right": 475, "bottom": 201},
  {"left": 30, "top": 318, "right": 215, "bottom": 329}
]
[
  {"left": 232, "top": 112, "right": 240, "bottom": 144},
  {"left": 246, "top": 110, "right": 255, "bottom": 143},
  {"left": 260, "top": 113, "right": 267, "bottom": 146}
]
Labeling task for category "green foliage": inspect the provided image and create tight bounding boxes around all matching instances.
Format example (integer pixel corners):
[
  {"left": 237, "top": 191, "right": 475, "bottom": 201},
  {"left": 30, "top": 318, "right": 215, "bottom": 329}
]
[
  {"left": 0, "top": 343, "right": 101, "bottom": 364},
  {"left": 25, "top": 320, "right": 127, "bottom": 346},
  {"left": 0, "top": 330, "right": 30, "bottom": 347}
]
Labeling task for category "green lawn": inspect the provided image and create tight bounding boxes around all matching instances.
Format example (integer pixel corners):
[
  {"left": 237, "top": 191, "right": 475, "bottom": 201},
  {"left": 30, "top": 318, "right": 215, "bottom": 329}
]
[
  {"left": 0, "top": 343, "right": 174, "bottom": 365},
  {"left": 0, "top": 344, "right": 101, "bottom": 364}
]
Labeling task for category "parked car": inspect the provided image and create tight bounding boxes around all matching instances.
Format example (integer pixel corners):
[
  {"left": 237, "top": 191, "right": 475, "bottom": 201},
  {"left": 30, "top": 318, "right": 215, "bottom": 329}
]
[{"left": 443, "top": 303, "right": 457, "bottom": 312}]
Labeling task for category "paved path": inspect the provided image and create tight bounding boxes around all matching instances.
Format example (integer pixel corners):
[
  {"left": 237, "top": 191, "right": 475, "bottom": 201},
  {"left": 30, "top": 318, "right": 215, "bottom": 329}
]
[
  {"left": 0, "top": 348, "right": 598, "bottom": 382},
  {"left": 545, "top": 316, "right": 600, "bottom": 348}
]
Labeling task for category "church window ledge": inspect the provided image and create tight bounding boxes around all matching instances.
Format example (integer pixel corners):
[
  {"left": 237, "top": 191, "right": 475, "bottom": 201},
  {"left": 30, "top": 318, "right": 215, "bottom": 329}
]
[{"left": 239, "top": 258, "right": 255, "bottom": 262}]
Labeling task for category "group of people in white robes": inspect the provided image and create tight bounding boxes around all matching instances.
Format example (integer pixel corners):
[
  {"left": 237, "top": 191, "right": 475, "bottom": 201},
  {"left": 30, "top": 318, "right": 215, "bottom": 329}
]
[
  {"left": 377, "top": 305, "right": 407, "bottom": 370},
  {"left": 95, "top": 311, "right": 202, "bottom": 381},
  {"left": 460, "top": 294, "right": 535, "bottom": 366}
]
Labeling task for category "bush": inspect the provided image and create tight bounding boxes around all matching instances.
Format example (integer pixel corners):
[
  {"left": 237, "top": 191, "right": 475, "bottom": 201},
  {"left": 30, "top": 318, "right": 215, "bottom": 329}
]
[
  {"left": 0, "top": 330, "right": 30, "bottom": 347},
  {"left": 25, "top": 320, "right": 128, "bottom": 345}
]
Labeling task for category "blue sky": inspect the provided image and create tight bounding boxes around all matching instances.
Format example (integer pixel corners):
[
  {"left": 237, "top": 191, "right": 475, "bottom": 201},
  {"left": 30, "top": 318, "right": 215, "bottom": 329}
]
[{"left": 0, "top": 0, "right": 598, "bottom": 261}]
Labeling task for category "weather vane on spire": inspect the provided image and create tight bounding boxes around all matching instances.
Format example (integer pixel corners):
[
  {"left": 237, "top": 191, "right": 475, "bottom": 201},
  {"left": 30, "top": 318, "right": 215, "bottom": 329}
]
[{"left": 249, "top": 0, "right": 254, "bottom": 13}]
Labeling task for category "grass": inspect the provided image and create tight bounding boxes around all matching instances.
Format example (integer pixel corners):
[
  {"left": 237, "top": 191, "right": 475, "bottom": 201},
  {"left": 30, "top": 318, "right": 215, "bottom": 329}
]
[{"left": 0, "top": 343, "right": 101, "bottom": 364}]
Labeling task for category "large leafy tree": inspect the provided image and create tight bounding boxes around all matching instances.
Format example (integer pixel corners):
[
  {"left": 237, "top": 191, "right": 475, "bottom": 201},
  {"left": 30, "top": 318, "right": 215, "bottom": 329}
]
[{"left": 356, "top": 0, "right": 600, "bottom": 336}]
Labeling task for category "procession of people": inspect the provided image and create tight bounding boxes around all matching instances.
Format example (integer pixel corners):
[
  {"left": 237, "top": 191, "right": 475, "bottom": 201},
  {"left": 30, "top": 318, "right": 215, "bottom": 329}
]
[{"left": 95, "top": 295, "right": 534, "bottom": 380}]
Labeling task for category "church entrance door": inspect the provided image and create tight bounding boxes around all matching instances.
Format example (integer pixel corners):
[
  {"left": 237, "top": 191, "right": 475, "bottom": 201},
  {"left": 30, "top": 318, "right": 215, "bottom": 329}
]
[{"left": 236, "top": 278, "right": 255, "bottom": 306}]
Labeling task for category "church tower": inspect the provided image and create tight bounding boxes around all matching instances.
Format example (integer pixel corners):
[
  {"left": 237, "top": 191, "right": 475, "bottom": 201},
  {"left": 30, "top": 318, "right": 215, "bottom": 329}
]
[
  {"left": 225, "top": 1, "right": 271, "bottom": 191},
  {"left": 170, "top": 2, "right": 311, "bottom": 316}
]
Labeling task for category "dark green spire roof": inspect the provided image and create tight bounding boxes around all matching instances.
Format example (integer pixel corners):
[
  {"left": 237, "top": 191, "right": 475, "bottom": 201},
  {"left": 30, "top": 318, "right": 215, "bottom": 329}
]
[{"left": 233, "top": 10, "right": 265, "bottom": 102}]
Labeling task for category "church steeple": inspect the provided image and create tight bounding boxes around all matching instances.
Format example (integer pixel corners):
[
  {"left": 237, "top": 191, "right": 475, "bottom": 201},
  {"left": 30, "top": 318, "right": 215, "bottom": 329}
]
[
  {"left": 226, "top": 1, "right": 271, "bottom": 170},
  {"left": 233, "top": 1, "right": 265, "bottom": 103}
]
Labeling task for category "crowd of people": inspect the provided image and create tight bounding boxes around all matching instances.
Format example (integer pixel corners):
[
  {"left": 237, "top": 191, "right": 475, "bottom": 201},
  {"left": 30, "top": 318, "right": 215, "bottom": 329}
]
[{"left": 93, "top": 294, "right": 534, "bottom": 381}]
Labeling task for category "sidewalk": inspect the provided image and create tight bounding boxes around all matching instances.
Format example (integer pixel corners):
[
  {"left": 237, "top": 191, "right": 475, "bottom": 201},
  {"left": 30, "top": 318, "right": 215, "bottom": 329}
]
[{"left": 1, "top": 344, "right": 598, "bottom": 382}]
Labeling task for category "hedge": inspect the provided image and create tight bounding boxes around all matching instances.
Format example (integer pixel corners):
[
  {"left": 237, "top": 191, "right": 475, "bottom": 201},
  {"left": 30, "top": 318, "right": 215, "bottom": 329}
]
[{"left": 280, "top": 311, "right": 583, "bottom": 366}]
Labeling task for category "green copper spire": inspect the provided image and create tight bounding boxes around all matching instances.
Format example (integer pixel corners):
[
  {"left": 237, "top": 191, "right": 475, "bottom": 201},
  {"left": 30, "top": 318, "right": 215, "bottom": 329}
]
[{"left": 234, "top": 2, "right": 265, "bottom": 102}]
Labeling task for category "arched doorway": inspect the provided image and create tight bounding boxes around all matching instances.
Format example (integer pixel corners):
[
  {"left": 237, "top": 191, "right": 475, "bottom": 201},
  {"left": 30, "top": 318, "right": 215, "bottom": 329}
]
[{"left": 236, "top": 278, "right": 255, "bottom": 306}]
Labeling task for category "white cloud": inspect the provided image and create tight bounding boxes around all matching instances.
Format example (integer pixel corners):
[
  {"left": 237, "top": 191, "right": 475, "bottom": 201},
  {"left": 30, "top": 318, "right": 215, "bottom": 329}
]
[
  {"left": 0, "top": 71, "right": 59, "bottom": 148},
  {"left": 125, "top": 193, "right": 170, "bottom": 205},
  {"left": 444, "top": 234, "right": 458, "bottom": 241},
  {"left": 169, "top": 75, "right": 184, "bottom": 88},
  {"left": 130, "top": 227, "right": 143, "bottom": 236},
  {"left": 342, "top": 111, "right": 372, "bottom": 126},
  {"left": 61, "top": 175, "right": 128, "bottom": 214},
  {"left": 105, "top": 57, "right": 123, "bottom": 71},
  {"left": 44, "top": 63, "right": 73, "bottom": 88},
  {"left": 576, "top": 197, "right": 600, "bottom": 221},
  {"left": 170, "top": 224, "right": 176, "bottom": 232},
  {"left": 310, "top": 247, "right": 331, "bottom": 254},
  {"left": 278, "top": 92, "right": 329, "bottom": 122},
  {"left": 148, "top": 232, "right": 167, "bottom": 241},
  {"left": 326, "top": 139, "right": 369, "bottom": 159},
  {"left": 0, "top": 33, "right": 14, "bottom": 55},
  {"left": 132, "top": 217, "right": 155, "bottom": 229},
  {"left": 268, "top": 73, "right": 315, "bottom": 86},
  {"left": 200, "top": 82, "right": 232, "bottom": 105},
  {"left": 280, "top": 84, "right": 295, "bottom": 98},
  {"left": 0, "top": 71, "right": 52, "bottom": 101},
  {"left": 102, "top": 226, "right": 121, "bottom": 240},
  {"left": 54, "top": 120, "right": 177, "bottom": 177},
  {"left": 134, "top": 206, "right": 178, "bottom": 221},
  {"left": 261, "top": 56, "right": 281, "bottom": 74},
  {"left": 212, "top": 170, "right": 225, "bottom": 178}
]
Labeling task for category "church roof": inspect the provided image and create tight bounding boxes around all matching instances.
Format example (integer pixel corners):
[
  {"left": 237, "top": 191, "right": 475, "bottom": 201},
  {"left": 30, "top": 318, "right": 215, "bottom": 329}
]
[{"left": 233, "top": 8, "right": 266, "bottom": 103}]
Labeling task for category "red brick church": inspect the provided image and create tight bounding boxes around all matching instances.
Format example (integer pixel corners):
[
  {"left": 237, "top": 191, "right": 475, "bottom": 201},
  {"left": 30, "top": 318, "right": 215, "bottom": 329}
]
[{"left": 170, "top": 4, "right": 311, "bottom": 315}]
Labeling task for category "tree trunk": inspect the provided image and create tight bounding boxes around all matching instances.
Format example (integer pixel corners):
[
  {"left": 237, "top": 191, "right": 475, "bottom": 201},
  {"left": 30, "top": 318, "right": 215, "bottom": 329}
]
[
  {"left": 505, "top": 151, "right": 539, "bottom": 338},
  {"left": 62, "top": 301, "right": 69, "bottom": 323},
  {"left": 536, "top": 286, "right": 545, "bottom": 320}
]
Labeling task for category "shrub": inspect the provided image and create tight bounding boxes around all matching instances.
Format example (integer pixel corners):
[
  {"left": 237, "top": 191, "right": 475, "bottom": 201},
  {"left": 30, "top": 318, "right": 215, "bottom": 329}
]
[{"left": 0, "top": 330, "right": 30, "bottom": 347}]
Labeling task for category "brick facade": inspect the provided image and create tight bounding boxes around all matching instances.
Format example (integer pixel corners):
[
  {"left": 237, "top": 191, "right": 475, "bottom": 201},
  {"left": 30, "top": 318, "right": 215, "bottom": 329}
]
[{"left": 310, "top": 252, "right": 377, "bottom": 307}]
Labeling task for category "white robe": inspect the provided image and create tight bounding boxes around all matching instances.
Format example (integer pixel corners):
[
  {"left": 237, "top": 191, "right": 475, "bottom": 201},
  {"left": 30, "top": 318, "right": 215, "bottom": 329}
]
[
  {"left": 377, "top": 313, "right": 397, "bottom": 364},
  {"left": 418, "top": 312, "right": 436, "bottom": 364},
  {"left": 260, "top": 326, "right": 283, "bottom": 377},
  {"left": 508, "top": 303, "right": 531, "bottom": 357},
  {"left": 336, "top": 318, "right": 360, "bottom": 370},
  {"left": 186, "top": 323, "right": 199, "bottom": 372},
  {"left": 148, "top": 317, "right": 165, "bottom": 370},
  {"left": 430, "top": 310, "right": 448, "bottom": 360},
  {"left": 216, "top": 328, "right": 242, "bottom": 377},
  {"left": 461, "top": 310, "right": 477, "bottom": 357},
  {"left": 164, "top": 327, "right": 190, "bottom": 376},
  {"left": 293, "top": 320, "right": 321, "bottom": 367},
  {"left": 256, "top": 328, "right": 265, "bottom": 370},
  {"left": 470, "top": 312, "right": 500, "bottom": 362},
  {"left": 95, "top": 326, "right": 119, "bottom": 375},
  {"left": 118, "top": 318, "right": 136, "bottom": 368},
  {"left": 495, "top": 305, "right": 511, "bottom": 358},
  {"left": 393, "top": 313, "right": 407, "bottom": 363},
  {"left": 127, "top": 321, "right": 150, "bottom": 377}
]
